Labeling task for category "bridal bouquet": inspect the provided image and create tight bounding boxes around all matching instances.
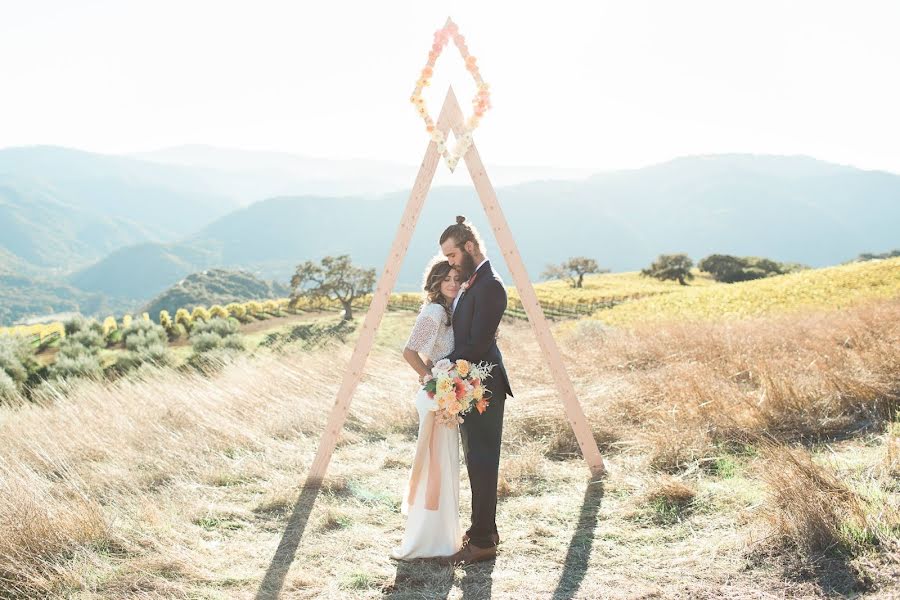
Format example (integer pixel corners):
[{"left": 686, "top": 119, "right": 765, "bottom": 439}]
[{"left": 423, "top": 358, "right": 495, "bottom": 427}]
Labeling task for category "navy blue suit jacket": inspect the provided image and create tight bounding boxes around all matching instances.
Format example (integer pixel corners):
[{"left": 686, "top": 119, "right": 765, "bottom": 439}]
[{"left": 448, "top": 260, "right": 513, "bottom": 399}]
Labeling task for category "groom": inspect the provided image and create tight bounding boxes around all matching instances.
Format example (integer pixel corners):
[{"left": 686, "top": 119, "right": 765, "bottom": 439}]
[{"left": 439, "top": 215, "right": 513, "bottom": 565}]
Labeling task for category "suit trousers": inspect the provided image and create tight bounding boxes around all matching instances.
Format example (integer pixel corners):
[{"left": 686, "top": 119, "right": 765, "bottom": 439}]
[{"left": 459, "top": 381, "right": 507, "bottom": 549}]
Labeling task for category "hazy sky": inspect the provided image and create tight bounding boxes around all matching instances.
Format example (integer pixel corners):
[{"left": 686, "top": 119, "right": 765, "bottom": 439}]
[{"left": 2, "top": 0, "right": 899, "bottom": 173}]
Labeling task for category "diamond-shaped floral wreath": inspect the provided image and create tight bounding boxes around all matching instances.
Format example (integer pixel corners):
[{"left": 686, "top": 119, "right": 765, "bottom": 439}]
[{"left": 410, "top": 19, "right": 491, "bottom": 172}]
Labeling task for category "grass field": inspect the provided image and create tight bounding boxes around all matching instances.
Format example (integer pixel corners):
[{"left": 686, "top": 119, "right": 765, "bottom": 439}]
[
  {"left": 510, "top": 267, "right": 720, "bottom": 307},
  {"left": 586, "top": 257, "right": 900, "bottom": 326},
  {"left": 1, "top": 288, "right": 899, "bottom": 598}
]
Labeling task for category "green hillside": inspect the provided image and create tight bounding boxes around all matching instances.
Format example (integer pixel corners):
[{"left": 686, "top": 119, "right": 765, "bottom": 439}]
[{"left": 140, "top": 268, "right": 291, "bottom": 320}]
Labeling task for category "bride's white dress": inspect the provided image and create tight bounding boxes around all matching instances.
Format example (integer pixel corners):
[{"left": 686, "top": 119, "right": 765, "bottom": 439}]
[{"left": 390, "top": 301, "right": 462, "bottom": 560}]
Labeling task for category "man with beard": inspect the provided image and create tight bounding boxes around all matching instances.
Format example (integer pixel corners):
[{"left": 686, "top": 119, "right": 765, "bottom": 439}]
[{"left": 437, "top": 215, "right": 514, "bottom": 565}]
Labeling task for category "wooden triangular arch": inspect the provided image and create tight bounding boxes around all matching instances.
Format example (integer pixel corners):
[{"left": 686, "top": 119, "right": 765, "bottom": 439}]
[{"left": 305, "top": 87, "right": 607, "bottom": 487}]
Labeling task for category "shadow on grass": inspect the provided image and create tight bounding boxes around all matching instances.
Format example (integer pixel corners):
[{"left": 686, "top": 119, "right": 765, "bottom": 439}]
[
  {"left": 551, "top": 476, "right": 606, "bottom": 600},
  {"left": 255, "top": 472, "right": 605, "bottom": 599},
  {"left": 254, "top": 482, "right": 320, "bottom": 600},
  {"left": 383, "top": 558, "right": 454, "bottom": 599},
  {"left": 460, "top": 556, "right": 496, "bottom": 599}
]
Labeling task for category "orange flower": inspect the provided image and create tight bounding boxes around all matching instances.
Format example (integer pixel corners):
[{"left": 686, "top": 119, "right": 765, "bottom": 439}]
[
  {"left": 476, "top": 398, "right": 489, "bottom": 414},
  {"left": 455, "top": 359, "right": 471, "bottom": 377},
  {"left": 453, "top": 378, "right": 466, "bottom": 400}
]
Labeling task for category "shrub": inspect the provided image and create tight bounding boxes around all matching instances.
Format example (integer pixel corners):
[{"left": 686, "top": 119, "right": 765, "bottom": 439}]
[
  {"left": 226, "top": 303, "right": 246, "bottom": 319},
  {"left": 122, "top": 319, "right": 168, "bottom": 351},
  {"left": 0, "top": 335, "right": 39, "bottom": 400},
  {"left": 191, "top": 332, "right": 223, "bottom": 353},
  {"left": 63, "top": 315, "right": 103, "bottom": 337},
  {"left": 106, "top": 328, "right": 123, "bottom": 346},
  {"left": 191, "top": 306, "right": 210, "bottom": 324},
  {"left": 0, "top": 369, "right": 17, "bottom": 403},
  {"left": 63, "top": 316, "right": 87, "bottom": 336},
  {"left": 189, "top": 317, "right": 244, "bottom": 354},
  {"left": 175, "top": 308, "right": 192, "bottom": 331},
  {"left": 170, "top": 322, "right": 187, "bottom": 341},
  {"left": 114, "top": 343, "right": 171, "bottom": 374},
  {"left": 209, "top": 305, "right": 229, "bottom": 320},
  {"left": 61, "top": 329, "right": 104, "bottom": 356},
  {"left": 108, "top": 320, "right": 173, "bottom": 374},
  {"left": 48, "top": 353, "right": 103, "bottom": 380},
  {"left": 102, "top": 316, "right": 117, "bottom": 336}
]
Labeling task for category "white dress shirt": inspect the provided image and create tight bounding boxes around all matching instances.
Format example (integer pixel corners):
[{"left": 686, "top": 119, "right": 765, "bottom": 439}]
[{"left": 452, "top": 257, "right": 488, "bottom": 313}]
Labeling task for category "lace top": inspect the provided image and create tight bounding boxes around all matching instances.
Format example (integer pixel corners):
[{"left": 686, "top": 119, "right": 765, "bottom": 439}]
[{"left": 404, "top": 302, "right": 454, "bottom": 363}]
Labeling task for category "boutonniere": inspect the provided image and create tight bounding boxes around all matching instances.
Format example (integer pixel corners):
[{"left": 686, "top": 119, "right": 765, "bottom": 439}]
[{"left": 459, "top": 272, "right": 478, "bottom": 294}]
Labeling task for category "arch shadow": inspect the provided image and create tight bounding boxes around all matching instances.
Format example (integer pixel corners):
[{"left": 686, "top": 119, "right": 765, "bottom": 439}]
[{"left": 551, "top": 476, "right": 606, "bottom": 600}]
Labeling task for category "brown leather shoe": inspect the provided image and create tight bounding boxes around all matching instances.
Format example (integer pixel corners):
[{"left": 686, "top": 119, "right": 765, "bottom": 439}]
[
  {"left": 462, "top": 532, "right": 499, "bottom": 547},
  {"left": 442, "top": 541, "right": 497, "bottom": 565}
]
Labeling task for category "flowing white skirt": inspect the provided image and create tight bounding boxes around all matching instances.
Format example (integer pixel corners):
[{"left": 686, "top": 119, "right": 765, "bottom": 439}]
[{"left": 390, "top": 388, "right": 462, "bottom": 560}]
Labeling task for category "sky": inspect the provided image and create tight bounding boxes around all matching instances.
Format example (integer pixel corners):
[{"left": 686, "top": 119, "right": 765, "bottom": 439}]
[{"left": 1, "top": 0, "right": 899, "bottom": 173}]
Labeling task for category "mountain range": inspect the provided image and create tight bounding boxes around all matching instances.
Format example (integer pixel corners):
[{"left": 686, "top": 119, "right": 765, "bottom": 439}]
[{"left": 0, "top": 146, "right": 897, "bottom": 325}]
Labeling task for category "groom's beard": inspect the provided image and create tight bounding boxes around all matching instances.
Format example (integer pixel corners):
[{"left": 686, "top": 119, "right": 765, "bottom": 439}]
[{"left": 460, "top": 249, "right": 477, "bottom": 279}]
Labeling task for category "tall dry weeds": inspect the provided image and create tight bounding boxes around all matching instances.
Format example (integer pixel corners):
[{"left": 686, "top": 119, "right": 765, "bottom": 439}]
[
  {"left": 563, "top": 297, "right": 900, "bottom": 471},
  {"left": 0, "top": 297, "right": 898, "bottom": 596},
  {"left": 0, "top": 340, "right": 415, "bottom": 597}
]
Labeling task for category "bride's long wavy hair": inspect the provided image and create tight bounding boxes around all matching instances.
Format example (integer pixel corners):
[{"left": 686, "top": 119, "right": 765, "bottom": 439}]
[{"left": 422, "top": 256, "right": 458, "bottom": 326}]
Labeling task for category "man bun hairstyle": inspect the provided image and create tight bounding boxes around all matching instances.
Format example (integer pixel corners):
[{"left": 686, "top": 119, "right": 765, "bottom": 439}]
[{"left": 440, "top": 215, "right": 485, "bottom": 254}]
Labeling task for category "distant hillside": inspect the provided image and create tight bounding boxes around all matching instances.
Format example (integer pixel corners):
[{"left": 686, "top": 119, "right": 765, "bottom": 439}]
[
  {"left": 0, "top": 146, "right": 240, "bottom": 272},
  {"left": 67, "top": 241, "right": 220, "bottom": 300},
  {"left": 175, "top": 154, "right": 900, "bottom": 288},
  {"left": 0, "top": 272, "right": 132, "bottom": 326},
  {"left": 4, "top": 151, "right": 899, "bottom": 324},
  {"left": 140, "top": 268, "right": 291, "bottom": 320},
  {"left": 130, "top": 144, "right": 598, "bottom": 198}
]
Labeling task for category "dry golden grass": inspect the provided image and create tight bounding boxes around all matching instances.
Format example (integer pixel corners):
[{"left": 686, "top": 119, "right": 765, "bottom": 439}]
[
  {"left": 589, "top": 256, "right": 900, "bottom": 325},
  {"left": 885, "top": 420, "right": 900, "bottom": 479},
  {"left": 562, "top": 296, "right": 900, "bottom": 471},
  {"left": 1, "top": 296, "right": 899, "bottom": 598},
  {"left": 741, "top": 438, "right": 900, "bottom": 593}
]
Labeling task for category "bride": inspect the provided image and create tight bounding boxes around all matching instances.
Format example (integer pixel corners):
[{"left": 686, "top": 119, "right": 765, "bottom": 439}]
[{"left": 390, "top": 257, "right": 464, "bottom": 560}]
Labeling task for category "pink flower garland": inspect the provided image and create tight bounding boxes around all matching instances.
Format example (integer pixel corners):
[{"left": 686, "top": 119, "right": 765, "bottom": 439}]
[{"left": 409, "top": 19, "right": 491, "bottom": 172}]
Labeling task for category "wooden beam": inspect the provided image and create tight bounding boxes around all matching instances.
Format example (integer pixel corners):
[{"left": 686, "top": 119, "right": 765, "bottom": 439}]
[
  {"left": 303, "top": 88, "right": 458, "bottom": 486},
  {"left": 305, "top": 85, "right": 606, "bottom": 488},
  {"left": 446, "top": 87, "right": 607, "bottom": 478}
]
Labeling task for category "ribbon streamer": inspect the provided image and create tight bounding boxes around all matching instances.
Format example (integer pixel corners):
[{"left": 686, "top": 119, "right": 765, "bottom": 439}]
[{"left": 406, "top": 410, "right": 442, "bottom": 511}]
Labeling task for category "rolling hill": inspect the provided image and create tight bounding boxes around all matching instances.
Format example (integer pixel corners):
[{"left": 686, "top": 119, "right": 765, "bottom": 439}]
[
  {"left": 171, "top": 153, "right": 900, "bottom": 289},
  {"left": 3, "top": 151, "right": 899, "bottom": 325},
  {"left": 139, "top": 268, "right": 291, "bottom": 319},
  {"left": 0, "top": 146, "right": 241, "bottom": 272}
]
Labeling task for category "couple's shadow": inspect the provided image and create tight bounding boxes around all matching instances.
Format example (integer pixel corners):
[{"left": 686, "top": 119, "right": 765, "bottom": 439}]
[
  {"left": 384, "top": 554, "right": 495, "bottom": 600},
  {"left": 254, "top": 475, "right": 602, "bottom": 600},
  {"left": 384, "top": 474, "right": 604, "bottom": 600}
]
